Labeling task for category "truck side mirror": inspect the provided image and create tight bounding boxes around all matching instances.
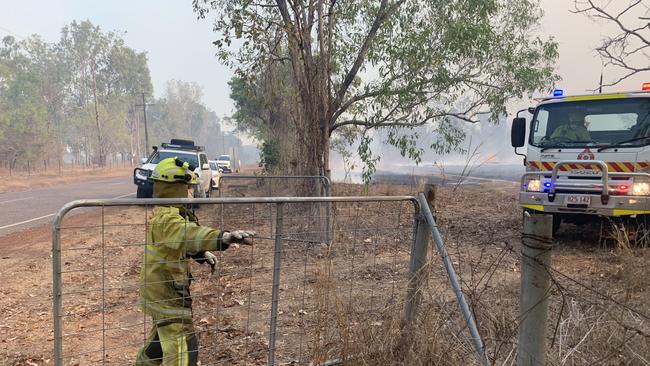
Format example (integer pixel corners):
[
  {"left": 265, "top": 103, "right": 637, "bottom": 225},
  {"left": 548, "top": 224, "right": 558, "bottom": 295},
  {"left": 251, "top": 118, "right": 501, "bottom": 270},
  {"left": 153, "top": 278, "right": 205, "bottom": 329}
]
[{"left": 511, "top": 117, "right": 526, "bottom": 148}]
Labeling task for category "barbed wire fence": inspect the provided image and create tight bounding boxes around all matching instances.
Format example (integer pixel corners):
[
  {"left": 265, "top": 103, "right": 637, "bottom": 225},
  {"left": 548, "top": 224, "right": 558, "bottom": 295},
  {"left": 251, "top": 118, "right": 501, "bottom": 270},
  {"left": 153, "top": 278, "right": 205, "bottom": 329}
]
[{"left": 429, "top": 207, "right": 650, "bottom": 365}]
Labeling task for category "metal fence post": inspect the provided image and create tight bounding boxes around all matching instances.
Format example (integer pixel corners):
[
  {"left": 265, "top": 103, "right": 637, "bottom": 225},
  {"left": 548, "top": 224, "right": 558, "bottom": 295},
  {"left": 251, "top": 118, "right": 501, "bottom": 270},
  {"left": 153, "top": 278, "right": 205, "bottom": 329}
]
[
  {"left": 416, "top": 193, "right": 490, "bottom": 366},
  {"left": 324, "top": 177, "right": 332, "bottom": 244},
  {"left": 52, "top": 213, "right": 63, "bottom": 366},
  {"left": 403, "top": 185, "right": 434, "bottom": 324},
  {"left": 268, "top": 181, "right": 274, "bottom": 234},
  {"left": 218, "top": 183, "right": 224, "bottom": 230},
  {"left": 517, "top": 214, "right": 553, "bottom": 366},
  {"left": 268, "top": 202, "right": 284, "bottom": 366}
]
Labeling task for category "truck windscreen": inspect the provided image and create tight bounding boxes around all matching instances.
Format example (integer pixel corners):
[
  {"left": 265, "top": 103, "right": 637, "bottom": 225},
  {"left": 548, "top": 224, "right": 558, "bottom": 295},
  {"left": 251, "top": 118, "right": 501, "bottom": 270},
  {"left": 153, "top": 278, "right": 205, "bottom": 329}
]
[
  {"left": 530, "top": 98, "right": 650, "bottom": 149},
  {"left": 148, "top": 151, "right": 199, "bottom": 167}
]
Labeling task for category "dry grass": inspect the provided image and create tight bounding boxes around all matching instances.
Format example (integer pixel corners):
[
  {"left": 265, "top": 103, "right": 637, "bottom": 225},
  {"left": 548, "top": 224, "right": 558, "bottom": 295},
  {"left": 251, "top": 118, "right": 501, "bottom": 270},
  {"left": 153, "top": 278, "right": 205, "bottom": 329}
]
[
  {"left": 338, "top": 182, "right": 650, "bottom": 366},
  {"left": 1, "top": 181, "right": 649, "bottom": 365}
]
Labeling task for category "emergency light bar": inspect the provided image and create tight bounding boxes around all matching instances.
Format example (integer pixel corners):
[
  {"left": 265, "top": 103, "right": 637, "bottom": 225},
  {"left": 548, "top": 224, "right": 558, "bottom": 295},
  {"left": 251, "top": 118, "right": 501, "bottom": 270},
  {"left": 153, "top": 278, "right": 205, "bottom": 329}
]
[{"left": 534, "top": 86, "right": 650, "bottom": 102}]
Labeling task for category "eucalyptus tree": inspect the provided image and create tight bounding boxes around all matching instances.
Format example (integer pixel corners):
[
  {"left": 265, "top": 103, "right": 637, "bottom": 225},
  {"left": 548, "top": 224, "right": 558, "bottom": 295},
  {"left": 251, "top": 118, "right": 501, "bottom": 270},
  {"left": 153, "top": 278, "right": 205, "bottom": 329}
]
[
  {"left": 194, "top": 0, "right": 558, "bottom": 179},
  {"left": 59, "top": 20, "right": 152, "bottom": 165}
]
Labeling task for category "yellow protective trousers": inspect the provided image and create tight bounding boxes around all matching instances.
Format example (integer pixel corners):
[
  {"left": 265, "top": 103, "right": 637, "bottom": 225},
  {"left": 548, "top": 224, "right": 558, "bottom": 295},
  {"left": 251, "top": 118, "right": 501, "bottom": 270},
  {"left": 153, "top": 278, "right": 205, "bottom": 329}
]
[{"left": 135, "top": 320, "right": 198, "bottom": 366}]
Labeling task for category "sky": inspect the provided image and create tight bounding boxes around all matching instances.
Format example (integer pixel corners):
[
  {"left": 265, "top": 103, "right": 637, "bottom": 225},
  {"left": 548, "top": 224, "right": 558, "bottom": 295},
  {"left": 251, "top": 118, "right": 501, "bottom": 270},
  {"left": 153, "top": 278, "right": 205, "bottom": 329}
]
[
  {"left": 0, "top": 0, "right": 648, "bottom": 150},
  {"left": 539, "top": 0, "right": 647, "bottom": 94}
]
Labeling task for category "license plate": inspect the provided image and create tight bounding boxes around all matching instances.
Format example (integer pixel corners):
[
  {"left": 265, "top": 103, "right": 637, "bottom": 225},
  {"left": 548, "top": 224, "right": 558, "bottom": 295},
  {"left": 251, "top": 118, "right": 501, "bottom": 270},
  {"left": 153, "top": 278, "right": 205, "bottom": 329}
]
[
  {"left": 565, "top": 195, "right": 591, "bottom": 205},
  {"left": 570, "top": 169, "right": 600, "bottom": 176}
]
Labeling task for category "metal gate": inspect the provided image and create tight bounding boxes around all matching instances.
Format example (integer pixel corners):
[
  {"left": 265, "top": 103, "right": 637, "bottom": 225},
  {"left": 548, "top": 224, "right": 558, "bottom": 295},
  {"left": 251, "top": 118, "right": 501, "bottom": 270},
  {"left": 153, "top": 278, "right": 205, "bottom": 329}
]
[{"left": 51, "top": 195, "right": 487, "bottom": 365}]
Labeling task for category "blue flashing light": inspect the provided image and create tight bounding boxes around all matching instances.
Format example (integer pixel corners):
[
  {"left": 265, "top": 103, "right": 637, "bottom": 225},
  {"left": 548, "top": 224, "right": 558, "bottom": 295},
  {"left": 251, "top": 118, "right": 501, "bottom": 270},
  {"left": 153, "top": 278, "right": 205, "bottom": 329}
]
[
  {"left": 553, "top": 89, "right": 564, "bottom": 97},
  {"left": 544, "top": 182, "right": 552, "bottom": 188}
]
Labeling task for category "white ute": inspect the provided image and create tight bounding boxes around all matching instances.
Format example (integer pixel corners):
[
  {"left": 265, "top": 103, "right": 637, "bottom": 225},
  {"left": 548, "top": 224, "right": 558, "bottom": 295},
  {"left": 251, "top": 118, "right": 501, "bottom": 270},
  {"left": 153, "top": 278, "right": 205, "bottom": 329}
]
[
  {"left": 134, "top": 139, "right": 213, "bottom": 198},
  {"left": 216, "top": 154, "right": 232, "bottom": 173}
]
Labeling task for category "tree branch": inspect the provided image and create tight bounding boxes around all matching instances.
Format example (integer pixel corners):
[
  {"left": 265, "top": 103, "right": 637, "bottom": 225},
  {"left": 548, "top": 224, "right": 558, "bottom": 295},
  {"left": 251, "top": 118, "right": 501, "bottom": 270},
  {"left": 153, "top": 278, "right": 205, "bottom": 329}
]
[
  {"left": 573, "top": 0, "right": 649, "bottom": 87},
  {"left": 333, "top": 0, "right": 405, "bottom": 110}
]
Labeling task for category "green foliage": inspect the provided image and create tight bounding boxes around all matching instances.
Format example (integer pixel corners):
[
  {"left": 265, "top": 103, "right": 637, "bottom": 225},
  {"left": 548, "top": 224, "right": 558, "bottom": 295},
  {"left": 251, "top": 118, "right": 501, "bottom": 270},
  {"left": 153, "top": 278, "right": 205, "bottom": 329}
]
[
  {"left": 0, "top": 21, "right": 152, "bottom": 166},
  {"left": 259, "top": 139, "right": 281, "bottom": 172},
  {"left": 228, "top": 76, "right": 266, "bottom": 140},
  {"left": 195, "top": 0, "right": 559, "bottom": 182},
  {"left": 358, "top": 134, "right": 380, "bottom": 185},
  {"left": 0, "top": 21, "right": 245, "bottom": 168},
  {"left": 0, "top": 66, "right": 48, "bottom": 162},
  {"left": 228, "top": 63, "right": 299, "bottom": 171}
]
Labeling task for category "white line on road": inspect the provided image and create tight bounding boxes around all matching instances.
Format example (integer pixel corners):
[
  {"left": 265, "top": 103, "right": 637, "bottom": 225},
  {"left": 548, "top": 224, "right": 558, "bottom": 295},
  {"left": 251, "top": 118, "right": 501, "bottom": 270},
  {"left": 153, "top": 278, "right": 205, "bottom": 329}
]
[
  {"left": 0, "top": 213, "right": 56, "bottom": 230},
  {"left": 0, "top": 192, "right": 135, "bottom": 231},
  {"left": 0, "top": 196, "right": 34, "bottom": 204}
]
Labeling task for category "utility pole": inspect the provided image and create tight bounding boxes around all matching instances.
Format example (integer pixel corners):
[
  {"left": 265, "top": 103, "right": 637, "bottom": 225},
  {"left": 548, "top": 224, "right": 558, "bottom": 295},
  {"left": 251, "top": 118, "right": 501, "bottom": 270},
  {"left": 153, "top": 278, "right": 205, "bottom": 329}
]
[{"left": 136, "top": 93, "right": 155, "bottom": 158}]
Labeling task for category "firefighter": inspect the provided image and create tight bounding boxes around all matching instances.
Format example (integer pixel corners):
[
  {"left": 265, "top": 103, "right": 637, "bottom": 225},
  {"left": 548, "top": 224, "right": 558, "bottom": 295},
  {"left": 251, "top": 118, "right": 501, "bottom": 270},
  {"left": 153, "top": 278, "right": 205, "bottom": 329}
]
[
  {"left": 135, "top": 157, "right": 254, "bottom": 366},
  {"left": 550, "top": 110, "right": 591, "bottom": 141}
]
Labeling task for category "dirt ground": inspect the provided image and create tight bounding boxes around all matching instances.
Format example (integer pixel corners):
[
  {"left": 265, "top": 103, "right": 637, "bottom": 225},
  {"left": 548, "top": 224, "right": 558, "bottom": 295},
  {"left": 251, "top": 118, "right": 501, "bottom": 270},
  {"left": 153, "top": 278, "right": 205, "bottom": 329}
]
[
  {"left": 0, "top": 164, "right": 263, "bottom": 194},
  {"left": 0, "top": 181, "right": 648, "bottom": 365},
  {"left": 0, "top": 167, "right": 135, "bottom": 193}
]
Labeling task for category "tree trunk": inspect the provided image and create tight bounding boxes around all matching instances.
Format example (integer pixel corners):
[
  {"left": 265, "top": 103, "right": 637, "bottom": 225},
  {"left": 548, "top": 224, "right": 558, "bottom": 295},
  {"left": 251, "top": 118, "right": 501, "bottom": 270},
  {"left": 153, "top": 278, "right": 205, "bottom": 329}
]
[{"left": 91, "top": 62, "right": 105, "bottom": 166}]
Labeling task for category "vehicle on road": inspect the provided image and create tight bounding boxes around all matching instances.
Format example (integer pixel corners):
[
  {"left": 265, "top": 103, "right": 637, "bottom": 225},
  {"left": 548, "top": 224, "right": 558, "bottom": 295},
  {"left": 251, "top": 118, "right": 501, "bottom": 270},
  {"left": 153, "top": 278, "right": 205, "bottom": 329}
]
[
  {"left": 208, "top": 160, "right": 222, "bottom": 190},
  {"left": 134, "top": 139, "right": 213, "bottom": 198},
  {"left": 216, "top": 154, "right": 232, "bottom": 173},
  {"left": 511, "top": 83, "right": 650, "bottom": 233}
]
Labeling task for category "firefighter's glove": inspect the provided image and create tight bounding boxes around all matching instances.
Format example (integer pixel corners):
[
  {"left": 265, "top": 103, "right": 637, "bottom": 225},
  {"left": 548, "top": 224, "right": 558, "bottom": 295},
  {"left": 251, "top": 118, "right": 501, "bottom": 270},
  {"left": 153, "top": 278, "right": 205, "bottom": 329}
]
[
  {"left": 222, "top": 230, "right": 255, "bottom": 245},
  {"left": 204, "top": 251, "right": 217, "bottom": 275}
]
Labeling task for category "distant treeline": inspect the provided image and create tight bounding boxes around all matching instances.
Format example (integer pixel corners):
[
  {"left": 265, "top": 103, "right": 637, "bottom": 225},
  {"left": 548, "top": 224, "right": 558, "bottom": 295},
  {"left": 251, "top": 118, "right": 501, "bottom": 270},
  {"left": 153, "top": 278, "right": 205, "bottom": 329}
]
[{"left": 0, "top": 20, "right": 252, "bottom": 171}]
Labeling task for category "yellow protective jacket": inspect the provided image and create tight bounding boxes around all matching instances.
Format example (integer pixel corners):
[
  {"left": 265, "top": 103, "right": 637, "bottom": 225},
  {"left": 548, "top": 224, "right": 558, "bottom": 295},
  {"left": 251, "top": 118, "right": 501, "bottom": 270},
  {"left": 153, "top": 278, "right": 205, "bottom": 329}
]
[
  {"left": 550, "top": 124, "right": 591, "bottom": 141},
  {"left": 140, "top": 206, "right": 227, "bottom": 323}
]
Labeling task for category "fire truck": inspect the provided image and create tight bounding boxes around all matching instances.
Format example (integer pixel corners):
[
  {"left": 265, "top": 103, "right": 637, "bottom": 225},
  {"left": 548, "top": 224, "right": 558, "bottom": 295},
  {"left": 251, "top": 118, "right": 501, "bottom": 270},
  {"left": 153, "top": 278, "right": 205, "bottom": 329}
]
[{"left": 511, "top": 83, "right": 650, "bottom": 233}]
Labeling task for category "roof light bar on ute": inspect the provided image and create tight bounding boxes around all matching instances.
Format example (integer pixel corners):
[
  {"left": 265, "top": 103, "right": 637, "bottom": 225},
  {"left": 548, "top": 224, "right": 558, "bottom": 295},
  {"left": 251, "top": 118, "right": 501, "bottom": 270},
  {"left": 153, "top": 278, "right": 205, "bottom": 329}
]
[{"left": 160, "top": 142, "right": 205, "bottom": 151}]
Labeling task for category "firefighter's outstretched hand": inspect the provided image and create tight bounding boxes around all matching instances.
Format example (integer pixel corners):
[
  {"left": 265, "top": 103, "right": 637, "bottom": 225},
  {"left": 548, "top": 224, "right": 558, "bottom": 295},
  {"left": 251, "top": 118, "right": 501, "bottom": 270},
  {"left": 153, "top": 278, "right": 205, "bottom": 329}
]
[
  {"left": 223, "top": 230, "right": 255, "bottom": 245},
  {"left": 204, "top": 251, "right": 217, "bottom": 275}
]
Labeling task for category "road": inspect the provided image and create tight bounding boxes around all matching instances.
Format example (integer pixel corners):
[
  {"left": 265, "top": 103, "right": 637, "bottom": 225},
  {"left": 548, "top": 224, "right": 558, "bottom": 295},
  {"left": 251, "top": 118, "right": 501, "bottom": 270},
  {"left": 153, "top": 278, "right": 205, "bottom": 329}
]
[
  {"left": 0, "top": 176, "right": 135, "bottom": 235},
  {"left": 0, "top": 165, "right": 521, "bottom": 236}
]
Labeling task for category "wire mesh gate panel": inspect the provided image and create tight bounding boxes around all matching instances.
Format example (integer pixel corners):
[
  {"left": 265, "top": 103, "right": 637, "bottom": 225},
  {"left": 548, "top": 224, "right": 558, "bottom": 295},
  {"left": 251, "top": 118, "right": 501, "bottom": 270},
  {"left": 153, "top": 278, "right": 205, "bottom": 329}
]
[
  {"left": 52, "top": 196, "right": 421, "bottom": 365},
  {"left": 218, "top": 175, "right": 332, "bottom": 244},
  {"left": 218, "top": 175, "right": 331, "bottom": 199}
]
